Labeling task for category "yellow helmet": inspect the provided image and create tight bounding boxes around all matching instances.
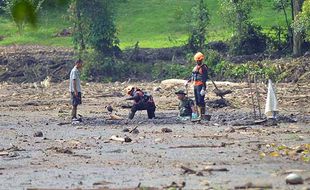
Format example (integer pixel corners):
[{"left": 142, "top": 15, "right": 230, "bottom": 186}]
[
  {"left": 194, "top": 52, "right": 204, "bottom": 61},
  {"left": 125, "top": 86, "right": 134, "bottom": 95}
]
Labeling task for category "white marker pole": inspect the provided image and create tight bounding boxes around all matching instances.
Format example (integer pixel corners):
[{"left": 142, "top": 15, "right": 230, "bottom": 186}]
[{"left": 265, "top": 79, "right": 278, "bottom": 119}]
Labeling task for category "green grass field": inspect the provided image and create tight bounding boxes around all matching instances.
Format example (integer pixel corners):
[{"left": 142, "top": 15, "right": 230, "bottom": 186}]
[{"left": 0, "top": 0, "right": 291, "bottom": 49}]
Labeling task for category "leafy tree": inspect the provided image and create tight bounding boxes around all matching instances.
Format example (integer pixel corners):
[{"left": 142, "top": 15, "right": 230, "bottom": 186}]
[
  {"left": 220, "top": 0, "right": 266, "bottom": 54},
  {"left": 293, "top": 0, "right": 310, "bottom": 41},
  {"left": 70, "top": 0, "right": 119, "bottom": 57},
  {"left": 187, "top": 0, "right": 209, "bottom": 53},
  {"left": 220, "top": 0, "right": 260, "bottom": 36},
  {"left": 1, "top": 0, "right": 68, "bottom": 32},
  {"left": 219, "top": 0, "right": 265, "bottom": 55},
  {"left": 2, "top": 0, "right": 40, "bottom": 33}
]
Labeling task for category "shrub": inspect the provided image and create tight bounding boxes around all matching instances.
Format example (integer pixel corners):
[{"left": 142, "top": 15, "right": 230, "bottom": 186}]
[{"left": 229, "top": 22, "right": 267, "bottom": 55}]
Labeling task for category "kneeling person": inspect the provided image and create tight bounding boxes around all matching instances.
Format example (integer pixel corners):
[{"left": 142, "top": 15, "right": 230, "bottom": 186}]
[
  {"left": 125, "top": 86, "right": 156, "bottom": 119},
  {"left": 175, "top": 90, "right": 198, "bottom": 120}
]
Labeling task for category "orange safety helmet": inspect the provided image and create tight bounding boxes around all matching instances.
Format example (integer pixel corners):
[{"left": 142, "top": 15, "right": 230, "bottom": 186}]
[
  {"left": 194, "top": 52, "right": 204, "bottom": 61},
  {"left": 125, "top": 86, "right": 134, "bottom": 95}
]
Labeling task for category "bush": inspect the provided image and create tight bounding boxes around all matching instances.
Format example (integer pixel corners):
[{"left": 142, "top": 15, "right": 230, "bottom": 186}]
[
  {"left": 152, "top": 62, "right": 192, "bottom": 80},
  {"left": 229, "top": 22, "right": 267, "bottom": 55}
]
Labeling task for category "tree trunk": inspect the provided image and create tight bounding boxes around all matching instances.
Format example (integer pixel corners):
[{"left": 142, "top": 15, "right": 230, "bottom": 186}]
[{"left": 292, "top": 0, "right": 304, "bottom": 57}]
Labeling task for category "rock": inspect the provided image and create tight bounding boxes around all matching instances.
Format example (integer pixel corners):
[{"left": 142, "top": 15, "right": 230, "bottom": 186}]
[
  {"left": 107, "top": 105, "right": 113, "bottom": 112},
  {"left": 201, "top": 180, "right": 210, "bottom": 186},
  {"left": 153, "top": 86, "right": 161, "bottom": 92},
  {"left": 224, "top": 127, "right": 235, "bottom": 133},
  {"left": 8, "top": 152, "right": 19, "bottom": 157},
  {"left": 122, "top": 128, "right": 130, "bottom": 132},
  {"left": 161, "top": 128, "right": 172, "bottom": 133},
  {"left": 131, "top": 129, "right": 139, "bottom": 134},
  {"left": 286, "top": 173, "right": 304, "bottom": 185},
  {"left": 33, "top": 131, "right": 43, "bottom": 137},
  {"left": 155, "top": 138, "right": 162, "bottom": 142}
]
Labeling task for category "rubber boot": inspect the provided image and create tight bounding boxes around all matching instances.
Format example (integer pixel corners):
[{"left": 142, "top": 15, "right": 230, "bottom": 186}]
[
  {"left": 201, "top": 106, "right": 206, "bottom": 119},
  {"left": 128, "top": 111, "right": 135, "bottom": 120}
]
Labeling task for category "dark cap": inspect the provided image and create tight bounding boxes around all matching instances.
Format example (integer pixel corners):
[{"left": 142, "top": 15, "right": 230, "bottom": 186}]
[{"left": 175, "top": 89, "right": 186, "bottom": 95}]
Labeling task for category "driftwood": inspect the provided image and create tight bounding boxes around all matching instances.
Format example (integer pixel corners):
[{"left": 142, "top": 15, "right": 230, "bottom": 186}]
[
  {"left": 235, "top": 182, "right": 272, "bottom": 189},
  {"left": 170, "top": 142, "right": 233, "bottom": 149},
  {"left": 180, "top": 165, "right": 203, "bottom": 176},
  {"left": 203, "top": 166, "right": 229, "bottom": 172}
]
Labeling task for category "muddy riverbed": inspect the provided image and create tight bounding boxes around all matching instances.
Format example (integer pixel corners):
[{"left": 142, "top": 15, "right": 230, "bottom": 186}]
[{"left": 0, "top": 81, "right": 309, "bottom": 190}]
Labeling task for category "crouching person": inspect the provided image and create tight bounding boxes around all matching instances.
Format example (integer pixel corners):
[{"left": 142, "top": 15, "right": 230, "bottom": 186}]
[
  {"left": 125, "top": 86, "right": 156, "bottom": 119},
  {"left": 175, "top": 90, "right": 198, "bottom": 121}
]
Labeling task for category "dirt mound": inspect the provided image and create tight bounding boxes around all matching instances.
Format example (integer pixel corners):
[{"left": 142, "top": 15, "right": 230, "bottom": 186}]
[{"left": 0, "top": 45, "right": 74, "bottom": 83}]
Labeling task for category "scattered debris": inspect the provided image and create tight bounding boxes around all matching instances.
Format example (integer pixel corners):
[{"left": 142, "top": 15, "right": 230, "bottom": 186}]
[
  {"left": 122, "top": 128, "right": 130, "bottom": 132},
  {"left": 33, "top": 131, "right": 43, "bottom": 137},
  {"left": 129, "top": 126, "right": 139, "bottom": 133},
  {"left": 161, "top": 128, "right": 172, "bottom": 133},
  {"left": 93, "top": 180, "right": 112, "bottom": 186},
  {"left": 224, "top": 127, "right": 235, "bottom": 133},
  {"left": 164, "top": 181, "right": 186, "bottom": 189},
  {"left": 110, "top": 135, "right": 132, "bottom": 143},
  {"left": 47, "top": 147, "right": 73, "bottom": 154},
  {"left": 206, "top": 99, "right": 230, "bottom": 108}
]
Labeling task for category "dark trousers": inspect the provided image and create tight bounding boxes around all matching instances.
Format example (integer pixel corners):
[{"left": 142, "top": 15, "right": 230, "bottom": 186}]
[
  {"left": 194, "top": 85, "right": 205, "bottom": 107},
  {"left": 71, "top": 92, "right": 82, "bottom": 119},
  {"left": 129, "top": 102, "right": 156, "bottom": 119}
]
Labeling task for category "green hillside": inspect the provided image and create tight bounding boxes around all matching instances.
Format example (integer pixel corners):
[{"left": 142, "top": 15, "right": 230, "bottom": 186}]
[{"left": 0, "top": 0, "right": 291, "bottom": 48}]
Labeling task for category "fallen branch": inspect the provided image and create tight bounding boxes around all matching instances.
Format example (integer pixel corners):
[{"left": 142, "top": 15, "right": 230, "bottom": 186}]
[
  {"left": 170, "top": 142, "right": 233, "bottom": 149},
  {"left": 235, "top": 182, "right": 272, "bottom": 189},
  {"left": 180, "top": 165, "right": 203, "bottom": 176},
  {"left": 203, "top": 166, "right": 229, "bottom": 172}
]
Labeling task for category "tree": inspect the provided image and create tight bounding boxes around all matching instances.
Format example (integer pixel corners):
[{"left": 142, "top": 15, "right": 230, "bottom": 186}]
[
  {"left": 70, "top": 0, "right": 119, "bottom": 57},
  {"left": 187, "top": 0, "right": 209, "bottom": 53},
  {"left": 220, "top": 0, "right": 260, "bottom": 36},
  {"left": 273, "top": 0, "right": 293, "bottom": 50},
  {"left": 293, "top": 0, "right": 310, "bottom": 41},
  {"left": 292, "top": 0, "right": 305, "bottom": 56},
  {"left": 220, "top": 0, "right": 266, "bottom": 55}
]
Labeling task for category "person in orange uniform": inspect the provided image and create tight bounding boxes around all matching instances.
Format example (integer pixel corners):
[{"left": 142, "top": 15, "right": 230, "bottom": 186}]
[
  {"left": 125, "top": 86, "right": 156, "bottom": 119},
  {"left": 185, "top": 52, "right": 208, "bottom": 119}
]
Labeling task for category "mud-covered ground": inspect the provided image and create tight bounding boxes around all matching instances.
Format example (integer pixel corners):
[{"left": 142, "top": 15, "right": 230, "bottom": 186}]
[{"left": 0, "top": 81, "right": 309, "bottom": 190}]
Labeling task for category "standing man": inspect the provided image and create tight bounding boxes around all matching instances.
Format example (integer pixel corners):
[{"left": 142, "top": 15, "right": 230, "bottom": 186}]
[
  {"left": 185, "top": 52, "right": 208, "bottom": 119},
  {"left": 125, "top": 86, "right": 156, "bottom": 120},
  {"left": 175, "top": 89, "right": 198, "bottom": 120},
  {"left": 69, "top": 59, "right": 83, "bottom": 123}
]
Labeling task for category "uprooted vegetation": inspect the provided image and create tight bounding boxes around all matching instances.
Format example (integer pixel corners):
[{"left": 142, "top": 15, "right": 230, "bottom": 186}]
[{"left": 0, "top": 45, "right": 309, "bottom": 83}]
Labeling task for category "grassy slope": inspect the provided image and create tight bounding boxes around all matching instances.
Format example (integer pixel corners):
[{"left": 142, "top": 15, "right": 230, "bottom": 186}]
[{"left": 0, "top": 0, "right": 291, "bottom": 48}]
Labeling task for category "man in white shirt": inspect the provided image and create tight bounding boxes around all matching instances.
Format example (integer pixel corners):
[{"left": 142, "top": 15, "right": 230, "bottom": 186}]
[{"left": 69, "top": 59, "right": 83, "bottom": 122}]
